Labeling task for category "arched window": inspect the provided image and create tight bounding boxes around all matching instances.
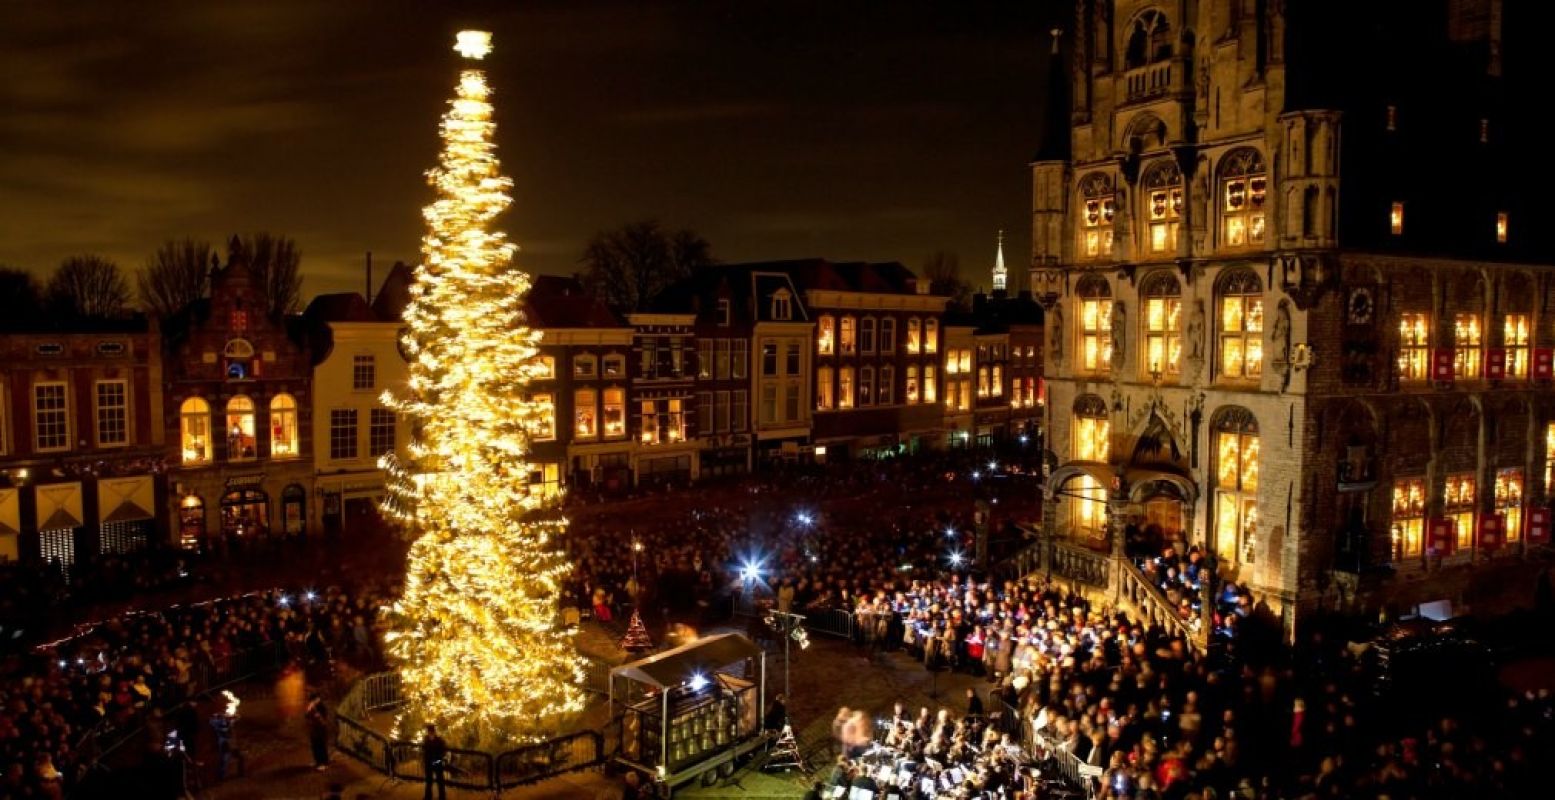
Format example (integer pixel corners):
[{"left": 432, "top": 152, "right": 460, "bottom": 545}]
[
  {"left": 906, "top": 318, "right": 922, "bottom": 354},
  {"left": 1142, "top": 160, "right": 1183, "bottom": 254},
  {"left": 839, "top": 367, "right": 855, "bottom": 409},
  {"left": 1140, "top": 272, "right": 1182, "bottom": 377},
  {"left": 225, "top": 395, "right": 256, "bottom": 461},
  {"left": 180, "top": 397, "right": 212, "bottom": 464},
  {"left": 879, "top": 365, "right": 895, "bottom": 405},
  {"left": 1219, "top": 148, "right": 1268, "bottom": 247},
  {"left": 817, "top": 315, "right": 835, "bottom": 355},
  {"left": 1125, "top": 9, "right": 1172, "bottom": 69},
  {"left": 817, "top": 366, "right": 834, "bottom": 409},
  {"left": 1076, "top": 274, "right": 1114, "bottom": 375},
  {"left": 924, "top": 319, "right": 940, "bottom": 354},
  {"left": 840, "top": 316, "right": 857, "bottom": 355},
  {"left": 1078, "top": 173, "right": 1116, "bottom": 259},
  {"left": 269, "top": 394, "right": 298, "bottom": 458},
  {"left": 859, "top": 366, "right": 875, "bottom": 406},
  {"left": 1217, "top": 269, "right": 1264, "bottom": 380},
  {"left": 1213, "top": 408, "right": 1260, "bottom": 561},
  {"left": 1073, "top": 394, "right": 1110, "bottom": 462}
]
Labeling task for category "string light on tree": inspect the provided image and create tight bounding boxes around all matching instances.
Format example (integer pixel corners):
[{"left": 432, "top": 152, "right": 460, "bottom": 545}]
[{"left": 380, "top": 29, "right": 586, "bottom": 748}]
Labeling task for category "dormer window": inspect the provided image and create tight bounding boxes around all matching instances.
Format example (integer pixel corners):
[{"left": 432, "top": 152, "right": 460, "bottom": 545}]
[{"left": 771, "top": 289, "right": 792, "bottom": 321}]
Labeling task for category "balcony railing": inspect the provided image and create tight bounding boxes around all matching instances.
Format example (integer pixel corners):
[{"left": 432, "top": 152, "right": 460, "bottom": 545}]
[
  {"left": 1124, "top": 62, "right": 1174, "bottom": 102},
  {"left": 1119, "top": 559, "right": 1201, "bottom": 651}
]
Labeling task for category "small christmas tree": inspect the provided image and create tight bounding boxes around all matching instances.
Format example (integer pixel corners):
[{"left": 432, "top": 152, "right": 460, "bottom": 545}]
[
  {"left": 381, "top": 30, "right": 585, "bottom": 748},
  {"left": 619, "top": 610, "right": 653, "bottom": 652}
]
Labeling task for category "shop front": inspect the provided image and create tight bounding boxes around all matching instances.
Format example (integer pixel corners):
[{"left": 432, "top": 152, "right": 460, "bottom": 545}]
[
  {"left": 97, "top": 475, "right": 157, "bottom": 555},
  {"left": 221, "top": 486, "right": 270, "bottom": 539}
]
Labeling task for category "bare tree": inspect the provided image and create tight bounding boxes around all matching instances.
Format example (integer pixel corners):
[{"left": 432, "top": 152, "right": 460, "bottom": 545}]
[
  {"left": 229, "top": 233, "right": 303, "bottom": 318},
  {"left": 138, "top": 238, "right": 213, "bottom": 319},
  {"left": 921, "top": 251, "right": 972, "bottom": 311},
  {"left": 580, "top": 220, "right": 714, "bottom": 312},
  {"left": 0, "top": 266, "right": 45, "bottom": 329},
  {"left": 47, "top": 255, "right": 132, "bottom": 319}
]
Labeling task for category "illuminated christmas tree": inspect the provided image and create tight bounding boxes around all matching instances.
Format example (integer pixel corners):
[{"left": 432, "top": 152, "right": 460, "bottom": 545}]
[{"left": 381, "top": 30, "right": 585, "bottom": 747}]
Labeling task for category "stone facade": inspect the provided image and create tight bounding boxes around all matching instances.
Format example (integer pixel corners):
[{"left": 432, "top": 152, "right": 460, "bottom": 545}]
[{"left": 1034, "top": 0, "right": 1553, "bottom": 635}]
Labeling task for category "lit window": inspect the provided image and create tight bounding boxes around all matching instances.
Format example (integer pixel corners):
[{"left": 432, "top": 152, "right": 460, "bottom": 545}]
[
  {"left": 859, "top": 366, "right": 874, "bottom": 406},
  {"left": 1219, "top": 148, "right": 1267, "bottom": 248},
  {"left": 1141, "top": 273, "right": 1182, "bottom": 377},
  {"left": 1547, "top": 423, "right": 1555, "bottom": 500},
  {"left": 906, "top": 318, "right": 921, "bottom": 354},
  {"left": 369, "top": 408, "right": 396, "bottom": 457},
  {"left": 1496, "top": 468, "right": 1524, "bottom": 545},
  {"left": 1214, "top": 411, "right": 1260, "bottom": 561},
  {"left": 574, "top": 354, "right": 597, "bottom": 379},
  {"left": 639, "top": 400, "right": 657, "bottom": 444},
  {"left": 1454, "top": 313, "right": 1481, "bottom": 380},
  {"left": 1497, "top": 212, "right": 1508, "bottom": 243},
  {"left": 1392, "top": 478, "right": 1425, "bottom": 559},
  {"left": 839, "top": 317, "right": 856, "bottom": 355},
  {"left": 959, "top": 349, "right": 971, "bottom": 374},
  {"left": 534, "top": 355, "right": 555, "bottom": 379},
  {"left": 1077, "top": 276, "right": 1113, "bottom": 375},
  {"left": 1505, "top": 314, "right": 1530, "bottom": 379},
  {"left": 602, "top": 354, "right": 625, "bottom": 378},
  {"left": 1390, "top": 202, "right": 1404, "bottom": 235},
  {"left": 697, "top": 339, "right": 713, "bottom": 379},
  {"left": 839, "top": 367, "right": 855, "bottom": 409},
  {"left": 269, "top": 394, "right": 298, "bottom": 457},
  {"left": 880, "top": 318, "right": 896, "bottom": 354},
  {"left": 817, "top": 366, "right": 833, "bottom": 409},
  {"left": 1398, "top": 312, "right": 1430, "bottom": 381},
  {"left": 905, "top": 365, "right": 919, "bottom": 404},
  {"left": 329, "top": 409, "right": 357, "bottom": 460},
  {"left": 1070, "top": 475, "right": 1107, "bottom": 543},
  {"left": 33, "top": 383, "right": 69, "bottom": 452},
  {"left": 860, "top": 318, "right": 876, "bottom": 354},
  {"left": 1073, "top": 396, "right": 1109, "bottom": 462},
  {"left": 923, "top": 365, "right": 937, "bottom": 403},
  {"left": 879, "top": 365, "right": 894, "bottom": 405},
  {"left": 530, "top": 463, "right": 561, "bottom": 499},
  {"left": 180, "top": 397, "right": 212, "bottom": 464},
  {"left": 95, "top": 380, "right": 128, "bottom": 447},
  {"left": 575, "top": 388, "right": 597, "bottom": 439},
  {"left": 958, "top": 378, "right": 972, "bottom": 411},
  {"left": 991, "top": 365, "right": 1002, "bottom": 397},
  {"left": 1444, "top": 473, "right": 1476, "bottom": 550},
  {"left": 924, "top": 319, "right": 939, "bottom": 354},
  {"left": 818, "top": 315, "right": 835, "bottom": 355},
  {"left": 602, "top": 388, "right": 625, "bottom": 438},
  {"left": 1143, "top": 160, "right": 1183, "bottom": 254},
  {"left": 0, "top": 387, "right": 7, "bottom": 455},
  {"left": 1078, "top": 172, "right": 1116, "bottom": 259},
  {"left": 353, "top": 354, "right": 375, "bottom": 390},
  {"left": 977, "top": 367, "right": 989, "bottom": 398},
  {"left": 226, "top": 395, "right": 256, "bottom": 461},
  {"left": 667, "top": 398, "right": 684, "bottom": 441},
  {"left": 1217, "top": 270, "right": 1263, "bottom": 380},
  {"left": 531, "top": 393, "right": 555, "bottom": 441}
]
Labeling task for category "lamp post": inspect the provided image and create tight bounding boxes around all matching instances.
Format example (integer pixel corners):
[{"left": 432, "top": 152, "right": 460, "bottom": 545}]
[{"left": 764, "top": 610, "right": 807, "bottom": 720}]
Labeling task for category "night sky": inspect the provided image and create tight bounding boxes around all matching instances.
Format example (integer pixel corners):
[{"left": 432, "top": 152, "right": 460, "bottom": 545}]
[{"left": 1, "top": 0, "right": 1063, "bottom": 300}]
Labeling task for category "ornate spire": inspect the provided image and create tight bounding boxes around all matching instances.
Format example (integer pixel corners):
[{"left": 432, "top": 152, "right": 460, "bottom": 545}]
[{"left": 992, "top": 229, "right": 1008, "bottom": 293}]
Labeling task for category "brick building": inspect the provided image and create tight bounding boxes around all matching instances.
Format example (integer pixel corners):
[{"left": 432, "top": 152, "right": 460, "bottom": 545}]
[
  {"left": 163, "top": 254, "right": 313, "bottom": 550},
  {"left": 1034, "top": 0, "right": 1555, "bottom": 635},
  {"left": 627, "top": 312, "right": 699, "bottom": 485},
  {"left": 768, "top": 259, "right": 948, "bottom": 460},
  {"left": 0, "top": 320, "right": 167, "bottom": 567}
]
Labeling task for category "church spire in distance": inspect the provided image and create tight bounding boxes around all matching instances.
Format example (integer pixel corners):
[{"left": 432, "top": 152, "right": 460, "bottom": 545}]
[{"left": 992, "top": 229, "right": 1008, "bottom": 294}]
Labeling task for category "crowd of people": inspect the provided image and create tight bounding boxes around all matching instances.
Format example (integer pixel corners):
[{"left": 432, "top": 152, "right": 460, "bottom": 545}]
[
  {"left": 0, "top": 582, "right": 391, "bottom": 799},
  {"left": 834, "top": 565, "right": 1553, "bottom": 799}
]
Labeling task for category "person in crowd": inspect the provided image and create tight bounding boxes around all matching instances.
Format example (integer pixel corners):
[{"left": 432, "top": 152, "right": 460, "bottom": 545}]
[
  {"left": 304, "top": 692, "right": 331, "bottom": 771},
  {"left": 422, "top": 724, "right": 448, "bottom": 800}
]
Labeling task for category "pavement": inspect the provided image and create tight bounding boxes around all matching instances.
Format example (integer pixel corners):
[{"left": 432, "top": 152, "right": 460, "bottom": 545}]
[{"left": 193, "top": 618, "right": 988, "bottom": 800}]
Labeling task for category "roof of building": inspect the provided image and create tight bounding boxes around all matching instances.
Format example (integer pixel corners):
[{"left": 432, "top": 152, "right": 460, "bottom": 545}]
[
  {"left": 523, "top": 274, "right": 625, "bottom": 329},
  {"left": 649, "top": 265, "right": 810, "bottom": 323},
  {"left": 707, "top": 258, "right": 925, "bottom": 297}
]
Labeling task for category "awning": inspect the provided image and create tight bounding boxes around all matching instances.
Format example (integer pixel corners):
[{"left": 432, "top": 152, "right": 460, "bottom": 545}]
[
  {"left": 0, "top": 487, "right": 19, "bottom": 537},
  {"left": 610, "top": 633, "right": 761, "bottom": 690},
  {"left": 35, "top": 482, "right": 84, "bottom": 530},
  {"left": 99, "top": 476, "right": 155, "bottom": 523}
]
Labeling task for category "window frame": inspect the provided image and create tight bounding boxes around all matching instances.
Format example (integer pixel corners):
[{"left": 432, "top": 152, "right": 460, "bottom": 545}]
[
  {"left": 369, "top": 408, "right": 396, "bottom": 457},
  {"left": 906, "top": 318, "right": 921, "bottom": 354},
  {"left": 32, "top": 381, "right": 70, "bottom": 453},
  {"left": 574, "top": 353, "right": 598, "bottom": 380},
  {"left": 1496, "top": 467, "right": 1524, "bottom": 545},
  {"left": 329, "top": 408, "right": 359, "bottom": 461},
  {"left": 602, "top": 387, "right": 626, "bottom": 439},
  {"left": 1453, "top": 313, "right": 1482, "bottom": 380},
  {"left": 923, "top": 365, "right": 937, "bottom": 403},
  {"left": 879, "top": 365, "right": 894, "bottom": 405},
  {"left": 352, "top": 354, "right": 376, "bottom": 391},
  {"left": 1076, "top": 275, "right": 1114, "bottom": 376},
  {"left": 269, "top": 393, "right": 299, "bottom": 458},
  {"left": 816, "top": 366, "right": 834, "bottom": 410},
  {"left": 1444, "top": 473, "right": 1476, "bottom": 550},
  {"left": 859, "top": 317, "right": 877, "bottom": 355},
  {"left": 1142, "top": 160, "right": 1183, "bottom": 255},
  {"left": 1216, "top": 270, "right": 1264, "bottom": 381},
  {"left": 574, "top": 388, "right": 599, "bottom": 440},
  {"left": 180, "top": 396, "right": 212, "bottom": 464},
  {"left": 1141, "top": 272, "right": 1183, "bottom": 378},
  {"left": 530, "top": 392, "right": 556, "bottom": 441},
  {"left": 1398, "top": 312, "right": 1431, "bottom": 381},
  {"left": 817, "top": 315, "right": 835, "bottom": 355},
  {"left": 880, "top": 318, "right": 896, "bottom": 354},
  {"left": 1218, "top": 148, "right": 1268, "bottom": 249},
  {"left": 225, "top": 395, "right": 257, "bottom": 462},
  {"left": 1078, "top": 172, "right": 1117, "bottom": 260},
  {"left": 839, "top": 367, "right": 855, "bottom": 409},
  {"left": 1505, "top": 314, "right": 1530, "bottom": 379},
  {"left": 1392, "top": 477, "right": 1426, "bottom": 560},
  {"left": 94, "top": 379, "right": 129, "bottom": 448},
  {"left": 923, "top": 319, "right": 938, "bottom": 354}
]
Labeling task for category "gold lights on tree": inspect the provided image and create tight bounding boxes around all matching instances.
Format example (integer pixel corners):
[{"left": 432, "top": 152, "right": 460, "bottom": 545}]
[{"left": 380, "top": 30, "right": 585, "bottom": 748}]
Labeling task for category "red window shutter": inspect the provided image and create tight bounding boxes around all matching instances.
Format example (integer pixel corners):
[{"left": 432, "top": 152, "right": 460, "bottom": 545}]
[
  {"left": 1427, "top": 517, "right": 1456, "bottom": 556},
  {"left": 1527, "top": 507, "right": 1552, "bottom": 546},
  {"left": 1534, "top": 348, "right": 1554, "bottom": 382},
  {"left": 1485, "top": 348, "right": 1506, "bottom": 381},
  {"left": 1478, "top": 513, "right": 1504, "bottom": 551},
  {"left": 1431, "top": 349, "right": 1456, "bottom": 384}
]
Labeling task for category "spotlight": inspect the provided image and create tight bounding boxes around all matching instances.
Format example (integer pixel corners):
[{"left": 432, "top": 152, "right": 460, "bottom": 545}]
[
  {"left": 740, "top": 561, "right": 762, "bottom": 582},
  {"left": 945, "top": 527, "right": 957, "bottom": 538},
  {"left": 794, "top": 511, "right": 813, "bottom": 526},
  {"left": 1019, "top": 435, "right": 1029, "bottom": 444},
  {"left": 304, "top": 590, "right": 317, "bottom": 602},
  {"left": 971, "top": 471, "right": 981, "bottom": 480},
  {"left": 277, "top": 594, "right": 289, "bottom": 607},
  {"left": 688, "top": 672, "right": 709, "bottom": 692},
  {"left": 948, "top": 551, "right": 966, "bottom": 568},
  {"left": 57, "top": 660, "right": 66, "bottom": 669},
  {"left": 988, "top": 460, "right": 998, "bottom": 471}
]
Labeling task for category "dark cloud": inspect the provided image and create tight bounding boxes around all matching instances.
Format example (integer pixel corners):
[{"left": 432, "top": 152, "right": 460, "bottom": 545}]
[{"left": 1, "top": 0, "right": 1062, "bottom": 300}]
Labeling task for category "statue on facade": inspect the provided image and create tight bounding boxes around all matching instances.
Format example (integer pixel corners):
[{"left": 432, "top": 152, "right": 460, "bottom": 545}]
[
  {"left": 1110, "top": 301, "right": 1126, "bottom": 371},
  {"left": 1185, "top": 300, "right": 1206, "bottom": 380},
  {"left": 1049, "top": 303, "right": 1065, "bottom": 366},
  {"left": 1272, "top": 301, "right": 1292, "bottom": 387}
]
